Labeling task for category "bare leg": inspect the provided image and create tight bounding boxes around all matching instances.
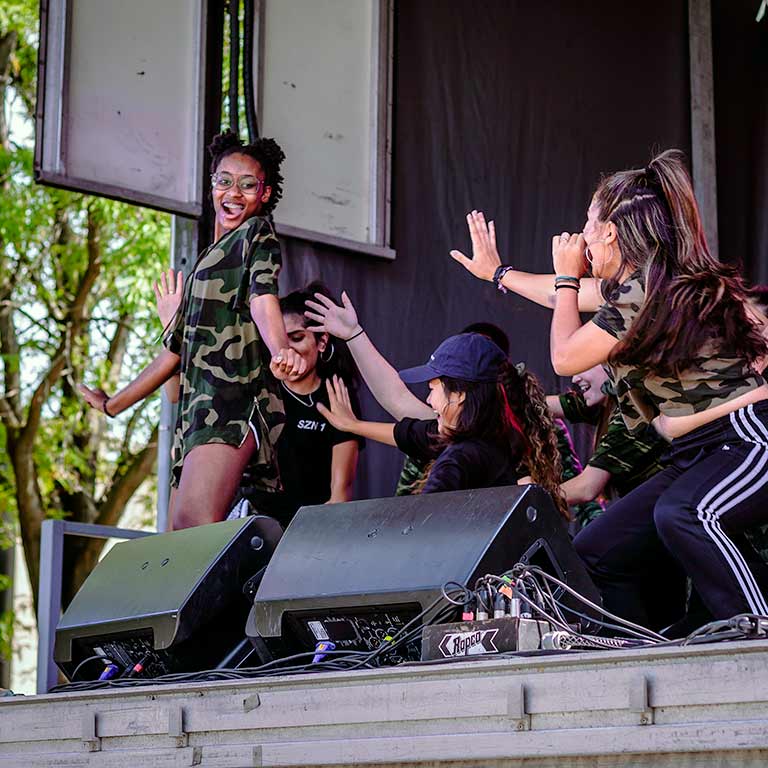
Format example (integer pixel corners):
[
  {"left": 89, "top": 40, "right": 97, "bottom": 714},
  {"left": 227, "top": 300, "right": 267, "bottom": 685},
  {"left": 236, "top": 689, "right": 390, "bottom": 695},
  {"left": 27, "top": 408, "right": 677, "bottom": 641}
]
[
  {"left": 167, "top": 486, "right": 178, "bottom": 531},
  {"left": 172, "top": 432, "right": 256, "bottom": 530}
]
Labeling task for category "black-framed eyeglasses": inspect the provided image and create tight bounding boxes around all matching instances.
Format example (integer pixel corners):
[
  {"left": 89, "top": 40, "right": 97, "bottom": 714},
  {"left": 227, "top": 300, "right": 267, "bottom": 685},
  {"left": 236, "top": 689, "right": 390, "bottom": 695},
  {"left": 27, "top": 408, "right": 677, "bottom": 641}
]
[{"left": 211, "top": 172, "right": 265, "bottom": 194}]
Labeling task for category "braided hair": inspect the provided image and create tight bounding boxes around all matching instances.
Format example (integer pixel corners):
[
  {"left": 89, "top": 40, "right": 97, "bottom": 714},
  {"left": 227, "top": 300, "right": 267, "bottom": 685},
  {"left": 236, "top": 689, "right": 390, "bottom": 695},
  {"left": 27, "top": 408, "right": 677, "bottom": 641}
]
[{"left": 208, "top": 130, "right": 286, "bottom": 215}]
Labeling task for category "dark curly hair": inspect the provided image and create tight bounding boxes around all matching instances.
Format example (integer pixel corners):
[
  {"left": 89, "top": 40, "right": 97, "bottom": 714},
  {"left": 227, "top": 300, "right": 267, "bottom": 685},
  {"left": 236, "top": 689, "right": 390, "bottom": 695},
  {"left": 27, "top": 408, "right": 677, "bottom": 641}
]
[
  {"left": 426, "top": 361, "right": 568, "bottom": 520},
  {"left": 208, "top": 130, "right": 286, "bottom": 215}
]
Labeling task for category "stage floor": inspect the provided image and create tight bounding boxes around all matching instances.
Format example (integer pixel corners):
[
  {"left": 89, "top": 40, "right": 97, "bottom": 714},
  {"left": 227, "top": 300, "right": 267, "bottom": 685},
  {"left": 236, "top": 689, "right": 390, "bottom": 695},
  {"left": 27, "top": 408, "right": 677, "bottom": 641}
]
[{"left": 1, "top": 639, "right": 768, "bottom": 767}]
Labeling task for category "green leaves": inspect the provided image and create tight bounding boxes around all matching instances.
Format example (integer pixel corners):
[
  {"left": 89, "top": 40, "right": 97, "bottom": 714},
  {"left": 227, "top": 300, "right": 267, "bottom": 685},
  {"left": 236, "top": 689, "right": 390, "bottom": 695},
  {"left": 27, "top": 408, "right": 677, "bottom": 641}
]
[{"left": 1, "top": 4, "right": 172, "bottom": 618}]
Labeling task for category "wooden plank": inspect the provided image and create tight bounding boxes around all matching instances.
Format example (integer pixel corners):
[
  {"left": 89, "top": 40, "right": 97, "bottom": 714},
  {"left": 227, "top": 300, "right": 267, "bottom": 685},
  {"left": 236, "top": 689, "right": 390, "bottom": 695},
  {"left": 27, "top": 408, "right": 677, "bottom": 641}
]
[
  {"left": 2, "top": 641, "right": 768, "bottom": 766},
  {"left": 0, "top": 748, "right": 201, "bottom": 768},
  {"left": 251, "top": 721, "right": 768, "bottom": 766}
]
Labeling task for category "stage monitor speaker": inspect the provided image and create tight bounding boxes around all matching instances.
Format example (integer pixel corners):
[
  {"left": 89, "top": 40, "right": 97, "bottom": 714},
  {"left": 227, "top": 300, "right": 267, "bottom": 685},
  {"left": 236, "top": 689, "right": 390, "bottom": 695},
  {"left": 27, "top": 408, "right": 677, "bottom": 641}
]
[
  {"left": 248, "top": 485, "right": 600, "bottom": 660},
  {"left": 55, "top": 516, "right": 282, "bottom": 681}
]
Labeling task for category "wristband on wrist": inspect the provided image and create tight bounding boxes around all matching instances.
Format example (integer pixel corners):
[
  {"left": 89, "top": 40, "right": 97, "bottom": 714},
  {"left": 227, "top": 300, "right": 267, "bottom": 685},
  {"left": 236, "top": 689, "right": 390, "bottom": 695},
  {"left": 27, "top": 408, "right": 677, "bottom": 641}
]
[
  {"left": 555, "top": 275, "right": 581, "bottom": 282},
  {"left": 492, "top": 265, "right": 515, "bottom": 294},
  {"left": 102, "top": 397, "right": 114, "bottom": 418},
  {"left": 346, "top": 327, "right": 364, "bottom": 342},
  {"left": 554, "top": 283, "right": 580, "bottom": 291}
]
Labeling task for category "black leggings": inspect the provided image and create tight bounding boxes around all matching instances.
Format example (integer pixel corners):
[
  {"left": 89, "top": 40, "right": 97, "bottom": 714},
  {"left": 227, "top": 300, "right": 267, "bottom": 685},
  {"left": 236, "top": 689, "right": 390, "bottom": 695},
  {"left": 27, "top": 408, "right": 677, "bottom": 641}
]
[{"left": 574, "top": 401, "right": 768, "bottom": 628}]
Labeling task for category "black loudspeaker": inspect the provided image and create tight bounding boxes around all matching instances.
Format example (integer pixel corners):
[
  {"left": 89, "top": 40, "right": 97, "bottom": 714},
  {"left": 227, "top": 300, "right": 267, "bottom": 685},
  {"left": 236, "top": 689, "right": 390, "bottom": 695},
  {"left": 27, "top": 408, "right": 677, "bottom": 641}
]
[
  {"left": 55, "top": 516, "right": 282, "bottom": 681},
  {"left": 248, "top": 485, "right": 600, "bottom": 660}
]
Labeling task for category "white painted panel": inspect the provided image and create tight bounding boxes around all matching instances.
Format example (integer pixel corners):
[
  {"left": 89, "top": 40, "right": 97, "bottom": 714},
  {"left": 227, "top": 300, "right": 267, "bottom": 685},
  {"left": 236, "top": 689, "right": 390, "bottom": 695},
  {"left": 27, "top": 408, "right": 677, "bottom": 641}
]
[
  {"left": 37, "top": 0, "right": 204, "bottom": 215},
  {"left": 259, "top": 0, "right": 376, "bottom": 243}
]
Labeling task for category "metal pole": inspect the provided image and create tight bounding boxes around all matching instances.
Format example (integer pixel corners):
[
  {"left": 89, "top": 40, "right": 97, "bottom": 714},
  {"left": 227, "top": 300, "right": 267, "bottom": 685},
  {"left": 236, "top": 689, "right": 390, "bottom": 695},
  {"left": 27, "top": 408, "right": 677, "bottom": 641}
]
[
  {"left": 688, "top": 0, "right": 719, "bottom": 258},
  {"left": 158, "top": 216, "right": 199, "bottom": 532},
  {"left": 35, "top": 521, "right": 153, "bottom": 693},
  {"left": 36, "top": 519, "right": 64, "bottom": 694}
]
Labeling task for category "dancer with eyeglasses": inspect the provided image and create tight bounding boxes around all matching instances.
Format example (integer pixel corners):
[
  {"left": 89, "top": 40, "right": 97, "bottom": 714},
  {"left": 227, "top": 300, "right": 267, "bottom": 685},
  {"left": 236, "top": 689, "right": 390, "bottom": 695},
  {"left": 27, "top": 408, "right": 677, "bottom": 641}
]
[
  {"left": 80, "top": 131, "right": 302, "bottom": 529},
  {"left": 452, "top": 150, "right": 768, "bottom": 630}
]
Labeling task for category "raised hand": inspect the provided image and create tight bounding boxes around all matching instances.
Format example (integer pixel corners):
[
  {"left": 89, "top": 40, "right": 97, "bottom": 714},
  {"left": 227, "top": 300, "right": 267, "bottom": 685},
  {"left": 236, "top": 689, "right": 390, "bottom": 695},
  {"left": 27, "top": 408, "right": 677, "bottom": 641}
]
[
  {"left": 552, "top": 232, "right": 588, "bottom": 278},
  {"left": 304, "top": 291, "right": 361, "bottom": 341},
  {"left": 449, "top": 210, "right": 502, "bottom": 282},
  {"left": 270, "top": 347, "right": 307, "bottom": 381},
  {"left": 316, "top": 375, "right": 359, "bottom": 432},
  {"left": 153, "top": 269, "right": 184, "bottom": 328}
]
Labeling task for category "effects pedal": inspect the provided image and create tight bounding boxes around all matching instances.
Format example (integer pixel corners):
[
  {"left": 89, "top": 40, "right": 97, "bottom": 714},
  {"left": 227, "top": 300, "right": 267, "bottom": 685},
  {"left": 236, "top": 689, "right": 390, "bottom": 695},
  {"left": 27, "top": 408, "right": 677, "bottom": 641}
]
[{"left": 421, "top": 616, "right": 550, "bottom": 661}]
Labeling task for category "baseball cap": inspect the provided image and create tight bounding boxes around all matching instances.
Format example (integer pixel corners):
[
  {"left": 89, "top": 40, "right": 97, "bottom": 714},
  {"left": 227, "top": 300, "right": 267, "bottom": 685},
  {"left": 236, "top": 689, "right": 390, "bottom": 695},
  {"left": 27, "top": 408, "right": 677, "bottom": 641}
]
[{"left": 398, "top": 333, "right": 506, "bottom": 384}]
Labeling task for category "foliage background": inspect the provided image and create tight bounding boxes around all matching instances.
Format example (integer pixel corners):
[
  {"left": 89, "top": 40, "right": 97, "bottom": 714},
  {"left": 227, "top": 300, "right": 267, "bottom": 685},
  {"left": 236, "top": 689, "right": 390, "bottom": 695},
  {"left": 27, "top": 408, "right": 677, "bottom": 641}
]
[{"left": 0, "top": 1, "right": 171, "bottom": 682}]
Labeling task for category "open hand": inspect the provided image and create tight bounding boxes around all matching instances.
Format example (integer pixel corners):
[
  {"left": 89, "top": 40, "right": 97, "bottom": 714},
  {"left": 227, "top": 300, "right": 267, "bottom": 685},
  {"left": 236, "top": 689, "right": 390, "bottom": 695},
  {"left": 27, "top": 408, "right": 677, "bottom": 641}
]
[
  {"left": 304, "top": 291, "right": 361, "bottom": 340},
  {"left": 552, "top": 232, "right": 587, "bottom": 278},
  {"left": 449, "top": 210, "right": 501, "bottom": 282},
  {"left": 270, "top": 347, "right": 307, "bottom": 381},
  {"left": 316, "top": 375, "right": 359, "bottom": 432},
  {"left": 78, "top": 383, "right": 111, "bottom": 415},
  {"left": 153, "top": 269, "right": 184, "bottom": 327}
]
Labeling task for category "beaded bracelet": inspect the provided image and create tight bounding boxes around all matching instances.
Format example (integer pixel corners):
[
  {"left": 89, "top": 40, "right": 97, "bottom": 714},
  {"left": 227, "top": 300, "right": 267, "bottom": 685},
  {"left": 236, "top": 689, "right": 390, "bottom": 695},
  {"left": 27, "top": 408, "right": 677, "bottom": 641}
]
[{"left": 493, "top": 265, "right": 515, "bottom": 294}]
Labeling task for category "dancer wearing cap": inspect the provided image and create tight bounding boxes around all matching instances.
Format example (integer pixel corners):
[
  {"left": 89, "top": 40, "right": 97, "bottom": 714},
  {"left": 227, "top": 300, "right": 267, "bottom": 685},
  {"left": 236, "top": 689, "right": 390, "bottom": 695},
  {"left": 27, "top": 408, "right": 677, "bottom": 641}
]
[
  {"left": 453, "top": 150, "right": 768, "bottom": 628},
  {"left": 305, "top": 294, "right": 567, "bottom": 516}
]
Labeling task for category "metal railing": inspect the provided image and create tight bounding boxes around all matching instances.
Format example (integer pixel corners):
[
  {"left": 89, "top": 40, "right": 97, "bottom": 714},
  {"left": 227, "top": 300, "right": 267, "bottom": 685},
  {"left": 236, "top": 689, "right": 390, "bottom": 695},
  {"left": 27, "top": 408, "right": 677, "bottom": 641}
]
[{"left": 36, "top": 520, "right": 154, "bottom": 694}]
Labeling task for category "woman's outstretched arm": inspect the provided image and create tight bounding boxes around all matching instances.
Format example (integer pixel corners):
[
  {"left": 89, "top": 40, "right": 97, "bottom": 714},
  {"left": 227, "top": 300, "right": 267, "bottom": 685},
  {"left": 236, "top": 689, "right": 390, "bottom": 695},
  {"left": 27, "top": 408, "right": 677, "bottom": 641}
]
[
  {"left": 305, "top": 292, "right": 434, "bottom": 421},
  {"left": 79, "top": 348, "right": 181, "bottom": 416},
  {"left": 315, "top": 376, "right": 399, "bottom": 446},
  {"left": 450, "top": 210, "right": 603, "bottom": 311}
]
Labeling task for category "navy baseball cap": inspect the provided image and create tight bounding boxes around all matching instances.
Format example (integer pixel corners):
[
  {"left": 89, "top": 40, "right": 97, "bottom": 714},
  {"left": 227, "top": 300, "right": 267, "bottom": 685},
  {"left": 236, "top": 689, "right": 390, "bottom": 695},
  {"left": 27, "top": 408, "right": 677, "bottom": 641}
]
[{"left": 399, "top": 333, "right": 506, "bottom": 384}]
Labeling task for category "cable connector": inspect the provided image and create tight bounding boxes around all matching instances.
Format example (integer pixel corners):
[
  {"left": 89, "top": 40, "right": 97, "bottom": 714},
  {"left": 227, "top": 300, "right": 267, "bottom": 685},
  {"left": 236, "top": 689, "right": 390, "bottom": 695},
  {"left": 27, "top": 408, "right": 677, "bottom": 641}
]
[
  {"left": 98, "top": 663, "right": 120, "bottom": 681},
  {"left": 462, "top": 595, "right": 476, "bottom": 622}
]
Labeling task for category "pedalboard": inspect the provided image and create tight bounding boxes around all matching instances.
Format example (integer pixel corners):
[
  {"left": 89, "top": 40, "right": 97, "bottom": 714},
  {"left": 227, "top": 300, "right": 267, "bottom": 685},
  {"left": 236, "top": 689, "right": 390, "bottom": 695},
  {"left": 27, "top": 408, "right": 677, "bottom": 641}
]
[{"left": 421, "top": 617, "right": 550, "bottom": 660}]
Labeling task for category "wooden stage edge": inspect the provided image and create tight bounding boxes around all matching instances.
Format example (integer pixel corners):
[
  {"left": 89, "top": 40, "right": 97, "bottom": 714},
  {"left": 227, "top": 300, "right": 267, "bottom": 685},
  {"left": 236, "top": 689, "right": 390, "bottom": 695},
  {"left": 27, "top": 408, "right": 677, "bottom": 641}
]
[{"left": 2, "top": 639, "right": 768, "bottom": 767}]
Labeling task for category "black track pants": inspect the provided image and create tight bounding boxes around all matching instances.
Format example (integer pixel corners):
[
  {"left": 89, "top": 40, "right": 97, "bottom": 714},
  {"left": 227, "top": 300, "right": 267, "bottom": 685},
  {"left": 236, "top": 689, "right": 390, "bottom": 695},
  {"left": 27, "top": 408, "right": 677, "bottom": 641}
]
[{"left": 574, "top": 401, "right": 768, "bottom": 627}]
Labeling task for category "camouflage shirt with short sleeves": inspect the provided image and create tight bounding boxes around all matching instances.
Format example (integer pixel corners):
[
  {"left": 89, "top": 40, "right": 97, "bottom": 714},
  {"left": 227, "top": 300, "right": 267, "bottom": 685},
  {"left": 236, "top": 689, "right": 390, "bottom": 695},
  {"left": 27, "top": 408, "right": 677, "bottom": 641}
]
[
  {"left": 591, "top": 272, "right": 765, "bottom": 433},
  {"left": 163, "top": 215, "right": 285, "bottom": 488},
  {"left": 558, "top": 387, "right": 666, "bottom": 500}
]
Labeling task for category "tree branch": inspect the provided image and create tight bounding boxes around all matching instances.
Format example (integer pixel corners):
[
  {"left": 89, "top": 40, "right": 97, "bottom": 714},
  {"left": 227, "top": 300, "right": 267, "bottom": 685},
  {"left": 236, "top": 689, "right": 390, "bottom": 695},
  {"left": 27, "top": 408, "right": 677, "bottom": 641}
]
[
  {"left": 21, "top": 207, "right": 102, "bottom": 446},
  {"left": 0, "top": 290, "right": 22, "bottom": 424},
  {"left": 96, "top": 425, "right": 159, "bottom": 528}
]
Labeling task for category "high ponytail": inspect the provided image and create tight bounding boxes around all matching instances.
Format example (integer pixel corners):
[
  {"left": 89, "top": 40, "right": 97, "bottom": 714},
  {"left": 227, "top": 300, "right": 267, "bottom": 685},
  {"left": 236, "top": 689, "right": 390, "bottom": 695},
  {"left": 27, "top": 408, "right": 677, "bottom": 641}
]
[{"left": 595, "top": 149, "right": 765, "bottom": 375}]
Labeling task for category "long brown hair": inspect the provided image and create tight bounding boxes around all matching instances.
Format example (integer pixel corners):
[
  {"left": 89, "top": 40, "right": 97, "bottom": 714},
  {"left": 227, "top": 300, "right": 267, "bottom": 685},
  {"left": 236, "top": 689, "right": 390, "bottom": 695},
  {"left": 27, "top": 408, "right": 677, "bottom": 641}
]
[
  {"left": 596, "top": 149, "right": 765, "bottom": 375},
  {"left": 435, "top": 362, "right": 569, "bottom": 520}
]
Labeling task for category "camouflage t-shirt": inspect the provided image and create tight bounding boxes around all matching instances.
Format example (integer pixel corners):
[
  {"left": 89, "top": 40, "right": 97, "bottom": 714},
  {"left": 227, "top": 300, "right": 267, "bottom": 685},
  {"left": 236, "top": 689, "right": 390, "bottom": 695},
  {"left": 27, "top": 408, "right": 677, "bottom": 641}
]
[
  {"left": 591, "top": 272, "right": 765, "bottom": 433},
  {"left": 558, "top": 388, "right": 666, "bottom": 498},
  {"left": 163, "top": 215, "right": 285, "bottom": 486}
]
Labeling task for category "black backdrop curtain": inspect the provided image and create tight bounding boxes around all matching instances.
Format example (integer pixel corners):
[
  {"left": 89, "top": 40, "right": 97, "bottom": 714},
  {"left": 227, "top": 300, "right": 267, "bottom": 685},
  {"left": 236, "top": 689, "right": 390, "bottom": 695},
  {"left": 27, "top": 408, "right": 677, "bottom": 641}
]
[
  {"left": 280, "top": 0, "right": 691, "bottom": 501},
  {"left": 712, "top": 0, "right": 768, "bottom": 283}
]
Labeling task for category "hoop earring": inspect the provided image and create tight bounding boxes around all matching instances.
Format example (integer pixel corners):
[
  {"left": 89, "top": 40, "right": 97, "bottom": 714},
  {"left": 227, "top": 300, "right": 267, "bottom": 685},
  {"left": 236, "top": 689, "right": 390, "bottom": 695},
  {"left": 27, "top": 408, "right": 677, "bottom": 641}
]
[{"left": 320, "top": 342, "right": 335, "bottom": 363}]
